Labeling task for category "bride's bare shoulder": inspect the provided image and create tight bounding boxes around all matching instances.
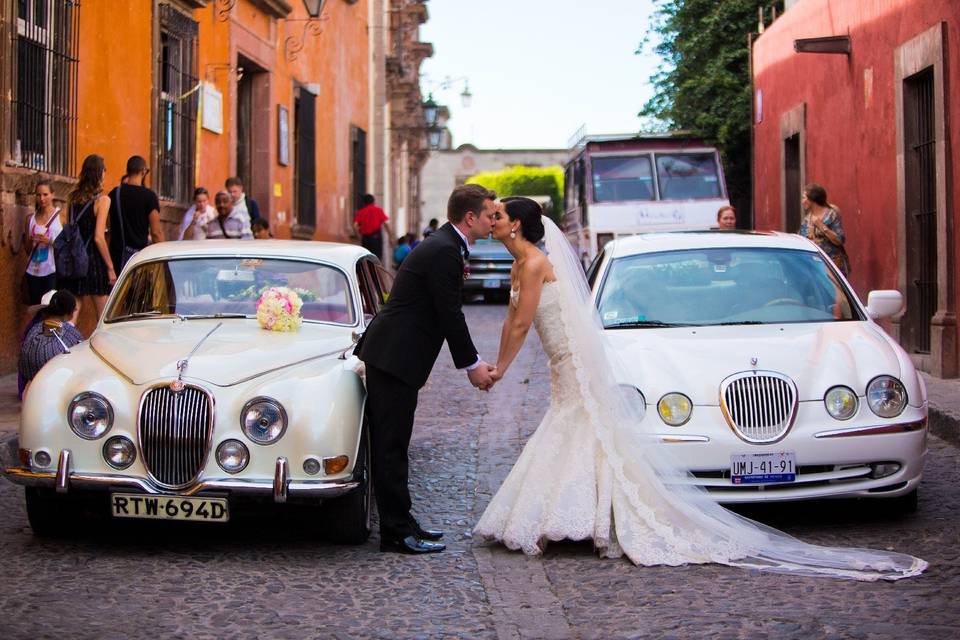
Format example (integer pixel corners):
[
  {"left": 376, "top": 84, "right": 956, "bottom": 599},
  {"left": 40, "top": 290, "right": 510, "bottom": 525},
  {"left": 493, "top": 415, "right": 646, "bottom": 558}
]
[{"left": 528, "top": 251, "right": 557, "bottom": 283}]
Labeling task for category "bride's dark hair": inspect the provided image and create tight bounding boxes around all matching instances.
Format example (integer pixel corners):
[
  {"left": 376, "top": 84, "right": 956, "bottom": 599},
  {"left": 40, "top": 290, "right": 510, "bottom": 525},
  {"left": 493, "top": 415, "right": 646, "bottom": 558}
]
[{"left": 502, "top": 197, "right": 545, "bottom": 243}]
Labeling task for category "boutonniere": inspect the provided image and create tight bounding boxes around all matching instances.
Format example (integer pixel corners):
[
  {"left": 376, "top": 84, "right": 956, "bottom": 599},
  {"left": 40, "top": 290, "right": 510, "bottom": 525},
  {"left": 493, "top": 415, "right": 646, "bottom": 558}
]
[{"left": 463, "top": 261, "right": 470, "bottom": 281}]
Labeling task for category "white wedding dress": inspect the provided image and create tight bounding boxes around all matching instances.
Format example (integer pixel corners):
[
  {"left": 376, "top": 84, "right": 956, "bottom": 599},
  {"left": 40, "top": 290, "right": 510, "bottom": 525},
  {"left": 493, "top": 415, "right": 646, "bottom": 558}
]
[{"left": 473, "top": 218, "right": 927, "bottom": 581}]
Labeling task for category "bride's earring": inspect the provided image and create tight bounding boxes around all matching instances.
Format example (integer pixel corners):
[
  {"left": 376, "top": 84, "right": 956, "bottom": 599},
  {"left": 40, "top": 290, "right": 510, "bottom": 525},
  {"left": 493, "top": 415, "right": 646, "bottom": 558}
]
[{"left": 510, "top": 228, "right": 517, "bottom": 239}]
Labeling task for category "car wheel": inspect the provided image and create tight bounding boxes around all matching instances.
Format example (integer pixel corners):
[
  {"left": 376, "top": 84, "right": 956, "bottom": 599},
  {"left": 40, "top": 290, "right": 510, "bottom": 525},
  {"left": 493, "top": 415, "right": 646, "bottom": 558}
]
[
  {"left": 890, "top": 488, "right": 919, "bottom": 515},
  {"left": 25, "top": 487, "right": 71, "bottom": 537},
  {"left": 322, "top": 423, "right": 372, "bottom": 544}
]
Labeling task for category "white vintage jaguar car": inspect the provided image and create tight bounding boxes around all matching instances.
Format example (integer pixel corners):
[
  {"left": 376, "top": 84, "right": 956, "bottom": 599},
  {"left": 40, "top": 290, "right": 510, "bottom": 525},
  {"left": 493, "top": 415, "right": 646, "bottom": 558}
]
[
  {"left": 589, "top": 231, "right": 926, "bottom": 511},
  {"left": 4, "top": 240, "right": 392, "bottom": 540}
]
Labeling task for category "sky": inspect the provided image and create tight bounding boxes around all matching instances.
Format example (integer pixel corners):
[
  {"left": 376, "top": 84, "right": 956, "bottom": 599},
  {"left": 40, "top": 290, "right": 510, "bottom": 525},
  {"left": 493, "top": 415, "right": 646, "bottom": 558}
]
[{"left": 419, "top": 0, "right": 662, "bottom": 150}]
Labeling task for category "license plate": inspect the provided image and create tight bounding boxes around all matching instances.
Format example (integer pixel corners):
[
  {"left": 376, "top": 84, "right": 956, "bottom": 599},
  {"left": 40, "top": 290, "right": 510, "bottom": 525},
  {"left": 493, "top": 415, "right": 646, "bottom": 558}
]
[
  {"left": 730, "top": 451, "right": 797, "bottom": 484},
  {"left": 110, "top": 493, "right": 229, "bottom": 522},
  {"left": 483, "top": 279, "right": 501, "bottom": 289}
]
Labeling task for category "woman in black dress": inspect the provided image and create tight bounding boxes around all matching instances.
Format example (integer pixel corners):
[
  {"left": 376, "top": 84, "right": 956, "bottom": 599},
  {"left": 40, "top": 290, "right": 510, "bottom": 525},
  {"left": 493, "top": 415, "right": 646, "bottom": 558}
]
[{"left": 59, "top": 154, "right": 115, "bottom": 319}]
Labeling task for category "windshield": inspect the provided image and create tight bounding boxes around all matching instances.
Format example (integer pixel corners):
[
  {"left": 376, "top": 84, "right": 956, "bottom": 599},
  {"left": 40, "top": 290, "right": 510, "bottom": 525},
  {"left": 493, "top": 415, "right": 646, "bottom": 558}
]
[
  {"left": 106, "top": 257, "right": 355, "bottom": 325},
  {"left": 597, "top": 247, "right": 860, "bottom": 328},
  {"left": 655, "top": 153, "right": 722, "bottom": 200},
  {"left": 592, "top": 155, "right": 655, "bottom": 202}
]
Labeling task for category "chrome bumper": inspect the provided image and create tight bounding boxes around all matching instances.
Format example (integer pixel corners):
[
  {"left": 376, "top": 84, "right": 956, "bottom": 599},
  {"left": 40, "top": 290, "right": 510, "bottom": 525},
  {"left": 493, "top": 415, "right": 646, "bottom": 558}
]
[{"left": 3, "top": 449, "right": 358, "bottom": 503}]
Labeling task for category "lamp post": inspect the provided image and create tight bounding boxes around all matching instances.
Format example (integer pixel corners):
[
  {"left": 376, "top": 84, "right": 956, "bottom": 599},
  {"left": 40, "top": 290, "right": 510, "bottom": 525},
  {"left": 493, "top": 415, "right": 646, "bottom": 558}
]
[{"left": 285, "top": 0, "right": 330, "bottom": 62}]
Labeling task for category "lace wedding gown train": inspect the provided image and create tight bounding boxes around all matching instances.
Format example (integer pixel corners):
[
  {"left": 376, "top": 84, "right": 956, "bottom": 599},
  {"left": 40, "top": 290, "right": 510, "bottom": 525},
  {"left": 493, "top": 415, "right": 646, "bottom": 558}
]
[{"left": 473, "top": 220, "right": 927, "bottom": 581}]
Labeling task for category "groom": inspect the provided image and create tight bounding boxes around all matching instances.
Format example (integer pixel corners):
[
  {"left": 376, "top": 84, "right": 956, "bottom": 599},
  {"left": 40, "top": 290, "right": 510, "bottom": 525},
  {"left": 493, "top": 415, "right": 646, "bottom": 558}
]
[{"left": 356, "top": 183, "right": 498, "bottom": 554}]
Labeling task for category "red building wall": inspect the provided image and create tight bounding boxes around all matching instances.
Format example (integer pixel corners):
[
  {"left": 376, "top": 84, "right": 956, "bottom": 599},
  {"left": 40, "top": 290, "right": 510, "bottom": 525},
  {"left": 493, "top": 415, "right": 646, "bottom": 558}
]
[{"left": 752, "top": 0, "right": 959, "bottom": 375}]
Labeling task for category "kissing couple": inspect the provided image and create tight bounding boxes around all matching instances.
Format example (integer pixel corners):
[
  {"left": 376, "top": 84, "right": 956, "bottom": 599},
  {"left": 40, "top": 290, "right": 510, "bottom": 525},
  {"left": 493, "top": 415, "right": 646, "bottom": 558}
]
[{"left": 356, "top": 184, "right": 926, "bottom": 581}]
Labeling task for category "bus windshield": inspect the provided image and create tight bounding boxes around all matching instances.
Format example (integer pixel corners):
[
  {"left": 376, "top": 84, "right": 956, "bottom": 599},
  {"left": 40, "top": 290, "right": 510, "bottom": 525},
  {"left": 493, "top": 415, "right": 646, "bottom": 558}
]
[
  {"left": 592, "top": 155, "right": 655, "bottom": 203},
  {"left": 655, "top": 153, "right": 722, "bottom": 200}
]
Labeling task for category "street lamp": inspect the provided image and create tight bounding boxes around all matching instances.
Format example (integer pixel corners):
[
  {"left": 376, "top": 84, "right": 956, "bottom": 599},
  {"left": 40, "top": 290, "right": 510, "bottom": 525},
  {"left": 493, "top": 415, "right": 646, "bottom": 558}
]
[
  {"left": 459, "top": 82, "right": 472, "bottom": 108},
  {"left": 303, "top": 0, "right": 325, "bottom": 18},
  {"left": 422, "top": 96, "right": 439, "bottom": 128},
  {"left": 427, "top": 127, "right": 444, "bottom": 150}
]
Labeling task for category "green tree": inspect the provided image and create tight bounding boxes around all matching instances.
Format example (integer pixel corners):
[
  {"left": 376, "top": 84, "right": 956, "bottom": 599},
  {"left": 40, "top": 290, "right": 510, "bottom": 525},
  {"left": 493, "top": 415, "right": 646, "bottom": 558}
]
[
  {"left": 642, "top": 0, "right": 781, "bottom": 225},
  {"left": 466, "top": 165, "right": 565, "bottom": 224}
]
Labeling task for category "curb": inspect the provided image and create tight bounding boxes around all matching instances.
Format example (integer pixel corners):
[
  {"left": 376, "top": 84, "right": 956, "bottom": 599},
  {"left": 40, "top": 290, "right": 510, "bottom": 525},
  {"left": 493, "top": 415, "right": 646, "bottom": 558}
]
[
  {"left": 0, "top": 434, "right": 18, "bottom": 470},
  {"left": 928, "top": 405, "right": 960, "bottom": 447}
]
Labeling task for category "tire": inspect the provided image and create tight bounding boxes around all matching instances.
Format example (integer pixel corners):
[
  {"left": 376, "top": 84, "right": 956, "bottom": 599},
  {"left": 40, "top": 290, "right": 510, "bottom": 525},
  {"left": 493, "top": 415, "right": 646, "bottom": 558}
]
[
  {"left": 25, "top": 487, "right": 70, "bottom": 537},
  {"left": 890, "top": 488, "right": 919, "bottom": 515},
  {"left": 322, "top": 424, "right": 372, "bottom": 544}
]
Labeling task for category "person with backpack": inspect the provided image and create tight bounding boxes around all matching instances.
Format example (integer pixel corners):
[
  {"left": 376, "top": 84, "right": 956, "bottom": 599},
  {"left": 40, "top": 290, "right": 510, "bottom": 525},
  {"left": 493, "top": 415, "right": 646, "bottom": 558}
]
[
  {"left": 55, "top": 154, "right": 114, "bottom": 319},
  {"left": 109, "top": 155, "right": 164, "bottom": 272},
  {"left": 19, "top": 289, "right": 83, "bottom": 397}
]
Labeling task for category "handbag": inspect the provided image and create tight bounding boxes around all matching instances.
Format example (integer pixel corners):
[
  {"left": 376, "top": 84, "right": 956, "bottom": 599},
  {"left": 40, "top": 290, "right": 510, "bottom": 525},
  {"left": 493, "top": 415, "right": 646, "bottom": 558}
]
[
  {"left": 114, "top": 184, "right": 139, "bottom": 270},
  {"left": 53, "top": 198, "right": 94, "bottom": 280}
]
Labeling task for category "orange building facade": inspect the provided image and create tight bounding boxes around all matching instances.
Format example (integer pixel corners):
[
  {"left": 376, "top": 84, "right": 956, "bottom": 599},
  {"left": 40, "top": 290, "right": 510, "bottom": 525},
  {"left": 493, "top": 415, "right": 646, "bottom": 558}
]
[{"left": 0, "top": 0, "right": 432, "bottom": 373}]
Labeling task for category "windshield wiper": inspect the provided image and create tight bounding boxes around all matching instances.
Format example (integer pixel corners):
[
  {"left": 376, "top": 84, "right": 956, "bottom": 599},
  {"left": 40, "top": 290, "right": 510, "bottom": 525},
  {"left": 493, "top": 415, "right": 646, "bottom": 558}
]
[
  {"left": 606, "top": 319, "right": 693, "bottom": 329},
  {"left": 181, "top": 313, "right": 249, "bottom": 320},
  {"left": 107, "top": 310, "right": 175, "bottom": 323},
  {"left": 715, "top": 320, "right": 764, "bottom": 326}
]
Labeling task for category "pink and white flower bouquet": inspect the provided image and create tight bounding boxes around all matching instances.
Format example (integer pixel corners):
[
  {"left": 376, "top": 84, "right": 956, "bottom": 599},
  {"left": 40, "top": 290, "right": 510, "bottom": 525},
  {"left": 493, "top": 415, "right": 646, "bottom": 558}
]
[{"left": 256, "top": 286, "right": 303, "bottom": 332}]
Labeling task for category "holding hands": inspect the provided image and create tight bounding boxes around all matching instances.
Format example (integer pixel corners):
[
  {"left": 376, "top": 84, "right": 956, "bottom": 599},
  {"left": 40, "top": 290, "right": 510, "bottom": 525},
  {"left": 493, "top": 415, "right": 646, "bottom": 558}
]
[{"left": 468, "top": 360, "right": 499, "bottom": 391}]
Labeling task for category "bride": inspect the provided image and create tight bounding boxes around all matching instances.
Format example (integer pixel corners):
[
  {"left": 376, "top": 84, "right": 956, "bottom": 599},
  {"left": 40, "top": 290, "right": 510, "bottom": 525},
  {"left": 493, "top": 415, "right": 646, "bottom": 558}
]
[{"left": 473, "top": 196, "right": 927, "bottom": 581}]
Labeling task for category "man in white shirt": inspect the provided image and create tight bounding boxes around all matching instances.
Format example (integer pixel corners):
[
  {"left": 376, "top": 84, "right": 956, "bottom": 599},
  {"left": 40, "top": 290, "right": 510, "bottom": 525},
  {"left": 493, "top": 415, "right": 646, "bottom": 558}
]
[{"left": 202, "top": 191, "right": 253, "bottom": 239}]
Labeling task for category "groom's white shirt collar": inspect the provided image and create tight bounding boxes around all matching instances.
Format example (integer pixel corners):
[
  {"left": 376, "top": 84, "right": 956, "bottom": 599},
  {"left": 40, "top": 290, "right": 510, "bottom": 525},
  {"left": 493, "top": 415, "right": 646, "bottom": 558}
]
[{"left": 451, "top": 223, "right": 470, "bottom": 249}]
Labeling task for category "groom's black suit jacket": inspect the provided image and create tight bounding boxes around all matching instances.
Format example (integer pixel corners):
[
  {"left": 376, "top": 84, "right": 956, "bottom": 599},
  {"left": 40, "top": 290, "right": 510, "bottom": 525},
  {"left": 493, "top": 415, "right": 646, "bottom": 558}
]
[{"left": 357, "top": 222, "right": 478, "bottom": 389}]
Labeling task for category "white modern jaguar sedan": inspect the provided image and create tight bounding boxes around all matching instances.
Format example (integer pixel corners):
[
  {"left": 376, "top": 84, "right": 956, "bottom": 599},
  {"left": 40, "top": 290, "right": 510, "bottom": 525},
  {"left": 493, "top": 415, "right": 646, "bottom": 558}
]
[{"left": 589, "top": 231, "right": 926, "bottom": 510}]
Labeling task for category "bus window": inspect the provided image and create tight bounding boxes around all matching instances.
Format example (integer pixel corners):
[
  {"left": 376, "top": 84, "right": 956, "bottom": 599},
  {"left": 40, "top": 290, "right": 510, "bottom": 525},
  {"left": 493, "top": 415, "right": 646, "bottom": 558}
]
[
  {"left": 655, "top": 153, "right": 722, "bottom": 200},
  {"left": 591, "top": 156, "right": 655, "bottom": 203}
]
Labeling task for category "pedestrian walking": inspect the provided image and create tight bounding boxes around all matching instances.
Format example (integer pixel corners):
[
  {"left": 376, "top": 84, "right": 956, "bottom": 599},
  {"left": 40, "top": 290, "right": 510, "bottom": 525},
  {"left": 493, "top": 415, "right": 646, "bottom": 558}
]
[
  {"left": 19, "top": 289, "right": 83, "bottom": 397},
  {"left": 799, "top": 183, "right": 850, "bottom": 276},
  {"left": 201, "top": 191, "right": 253, "bottom": 239},
  {"left": 226, "top": 176, "right": 261, "bottom": 223},
  {"left": 22, "top": 180, "right": 62, "bottom": 304},
  {"left": 56, "top": 154, "right": 114, "bottom": 318},
  {"left": 108, "top": 155, "right": 164, "bottom": 272},
  {"left": 393, "top": 234, "right": 412, "bottom": 267},
  {"left": 423, "top": 217, "right": 439, "bottom": 239},
  {"left": 716, "top": 205, "right": 737, "bottom": 230},
  {"left": 353, "top": 194, "right": 391, "bottom": 261},
  {"left": 177, "top": 187, "right": 216, "bottom": 240}
]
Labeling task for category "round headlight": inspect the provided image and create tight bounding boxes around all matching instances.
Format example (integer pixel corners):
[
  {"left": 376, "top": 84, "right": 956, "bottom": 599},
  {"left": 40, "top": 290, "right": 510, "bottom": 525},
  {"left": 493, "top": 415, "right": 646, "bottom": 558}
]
[
  {"left": 216, "top": 439, "right": 249, "bottom": 473},
  {"left": 68, "top": 392, "right": 114, "bottom": 440},
  {"left": 103, "top": 436, "right": 137, "bottom": 470},
  {"left": 824, "top": 386, "right": 858, "bottom": 420},
  {"left": 866, "top": 376, "right": 907, "bottom": 418},
  {"left": 240, "top": 398, "right": 288, "bottom": 444},
  {"left": 657, "top": 393, "right": 692, "bottom": 426}
]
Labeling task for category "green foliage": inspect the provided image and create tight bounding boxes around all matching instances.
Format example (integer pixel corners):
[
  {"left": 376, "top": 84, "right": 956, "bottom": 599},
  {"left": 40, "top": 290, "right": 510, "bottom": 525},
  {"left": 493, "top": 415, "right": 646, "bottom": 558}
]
[
  {"left": 466, "top": 165, "right": 565, "bottom": 224},
  {"left": 642, "top": 0, "right": 782, "bottom": 220}
]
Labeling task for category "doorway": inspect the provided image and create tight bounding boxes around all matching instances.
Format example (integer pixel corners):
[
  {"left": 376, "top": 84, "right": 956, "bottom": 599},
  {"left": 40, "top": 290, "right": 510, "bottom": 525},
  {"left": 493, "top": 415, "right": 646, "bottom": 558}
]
[{"left": 783, "top": 134, "right": 801, "bottom": 232}]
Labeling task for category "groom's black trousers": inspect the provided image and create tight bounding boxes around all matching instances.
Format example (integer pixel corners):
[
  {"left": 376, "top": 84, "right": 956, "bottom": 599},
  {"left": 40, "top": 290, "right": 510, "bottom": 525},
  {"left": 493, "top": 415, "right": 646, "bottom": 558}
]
[{"left": 365, "top": 364, "right": 419, "bottom": 540}]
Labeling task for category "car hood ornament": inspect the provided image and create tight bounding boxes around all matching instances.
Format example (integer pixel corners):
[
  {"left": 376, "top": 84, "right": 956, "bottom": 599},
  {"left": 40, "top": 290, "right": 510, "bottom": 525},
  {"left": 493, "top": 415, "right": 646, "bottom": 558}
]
[
  {"left": 169, "top": 322, "right": 223, "bottom": 392},
  {"left": 750, "top": 356, "right": 758, "bottom": 367}
]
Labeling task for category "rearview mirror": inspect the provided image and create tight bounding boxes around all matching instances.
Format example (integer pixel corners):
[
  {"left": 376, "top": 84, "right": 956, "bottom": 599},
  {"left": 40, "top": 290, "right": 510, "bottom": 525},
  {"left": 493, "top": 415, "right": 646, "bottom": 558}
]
[{"left": 865, "top": 290, "right": 903, "bottom": 320}]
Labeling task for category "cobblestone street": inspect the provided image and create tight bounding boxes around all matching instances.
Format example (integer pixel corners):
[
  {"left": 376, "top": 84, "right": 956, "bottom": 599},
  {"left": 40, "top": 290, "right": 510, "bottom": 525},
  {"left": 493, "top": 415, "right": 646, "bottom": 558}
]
[{"left": 2, "top": 304, "right": 959, "bottom": 639}]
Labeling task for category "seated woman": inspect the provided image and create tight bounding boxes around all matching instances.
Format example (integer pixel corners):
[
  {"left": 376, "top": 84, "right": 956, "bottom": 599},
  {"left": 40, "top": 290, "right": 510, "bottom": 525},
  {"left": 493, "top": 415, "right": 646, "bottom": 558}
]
[{"left": 19, "top": 290, "right": 84, "bottom": 396}]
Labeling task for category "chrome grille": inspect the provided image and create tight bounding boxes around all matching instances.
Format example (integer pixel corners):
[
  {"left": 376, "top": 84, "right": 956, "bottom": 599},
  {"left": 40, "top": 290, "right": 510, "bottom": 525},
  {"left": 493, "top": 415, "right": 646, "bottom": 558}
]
[
  {"left": 720, "top": 371, "right": 797, "bottom": 443},
  {"left": 138, "top": 385, "right": 213, "bottom": 488}
]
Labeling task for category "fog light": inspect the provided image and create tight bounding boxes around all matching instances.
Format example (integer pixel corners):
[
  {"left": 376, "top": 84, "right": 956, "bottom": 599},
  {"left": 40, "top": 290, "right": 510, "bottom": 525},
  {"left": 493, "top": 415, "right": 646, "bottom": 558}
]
[
  {"left": 216, "top": 439, "right": 250, "bottom": 473},
  {"left": 322, "top": 455, "right": 349, "bottom": 475},
  {"left": 303, "top": 457, "right": 322, "bottom": 475},
  {"left": 33, "top": 450, "right": 52, "bottom": 468},
  {"left": 103, "top": 436, "right": 136, "bottom": 470},
  {"left": 870, "top": 462, "right": 901, "bottom": 479}
]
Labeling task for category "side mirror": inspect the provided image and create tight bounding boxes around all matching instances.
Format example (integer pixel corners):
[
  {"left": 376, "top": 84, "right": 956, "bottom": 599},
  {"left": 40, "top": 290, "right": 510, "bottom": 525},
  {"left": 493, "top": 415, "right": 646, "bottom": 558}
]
[{"left": 865, "top": 290, "right": 903, "bottom": 320}]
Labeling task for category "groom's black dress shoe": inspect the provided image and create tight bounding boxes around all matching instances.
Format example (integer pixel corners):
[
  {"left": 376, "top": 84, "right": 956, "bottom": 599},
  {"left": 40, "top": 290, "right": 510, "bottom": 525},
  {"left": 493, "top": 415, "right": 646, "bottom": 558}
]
[
  {"left": 410, "top": 519, "right": 443, "bottom": 541},
  {"left": 380, "top": 535, "right": 446, "bottom": 554}
]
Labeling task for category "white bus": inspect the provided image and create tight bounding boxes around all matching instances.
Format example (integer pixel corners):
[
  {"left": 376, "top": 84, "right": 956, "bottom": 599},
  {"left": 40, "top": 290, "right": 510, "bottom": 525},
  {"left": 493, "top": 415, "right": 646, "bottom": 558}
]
[{"left": 563, "top": 133, "right": 730, "bottom": 260}]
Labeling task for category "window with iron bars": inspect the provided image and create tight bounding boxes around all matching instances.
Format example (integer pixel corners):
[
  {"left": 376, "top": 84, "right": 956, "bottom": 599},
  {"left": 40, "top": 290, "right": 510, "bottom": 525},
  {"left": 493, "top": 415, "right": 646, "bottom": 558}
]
[
  {"left": 157, "top": 4, "right": 199, "bottom": 204},
  {"left": 11, "top": 0, "right": 80, "bottom": 176}
]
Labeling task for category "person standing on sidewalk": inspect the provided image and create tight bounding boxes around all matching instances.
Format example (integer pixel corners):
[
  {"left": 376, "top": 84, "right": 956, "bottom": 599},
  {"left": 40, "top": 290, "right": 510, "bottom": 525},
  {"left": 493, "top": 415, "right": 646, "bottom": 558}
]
[
  {"left": 225, "top": 176, "right": 261, "bottom": 223},
  {"left": 352, "top": 194, "right": 391, "bottom": 262},
  {"left": 22, "top": 180, "right": 62, "bottom": 304},
  {"left": 108, "top": 155, "right": 164, "bottom": 273},
  {"left": 201, "top": 191, "right": 254, "bottom": 239}
]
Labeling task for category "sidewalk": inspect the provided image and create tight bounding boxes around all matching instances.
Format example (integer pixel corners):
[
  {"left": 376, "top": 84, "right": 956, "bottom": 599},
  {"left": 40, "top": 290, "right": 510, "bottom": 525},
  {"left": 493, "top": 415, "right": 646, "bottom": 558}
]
[
  {"left": 0, "top": 373, "right": 18, "bottom": 440},
  {"left": 922, "top": 372, "right": 960, "bottom": 446}
]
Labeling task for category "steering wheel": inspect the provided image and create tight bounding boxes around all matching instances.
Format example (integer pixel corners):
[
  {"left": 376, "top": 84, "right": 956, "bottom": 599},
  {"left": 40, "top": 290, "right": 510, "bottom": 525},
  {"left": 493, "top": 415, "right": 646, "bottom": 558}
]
[{"left": 762, "top": 297, "right": 805, "bottom": 308}]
